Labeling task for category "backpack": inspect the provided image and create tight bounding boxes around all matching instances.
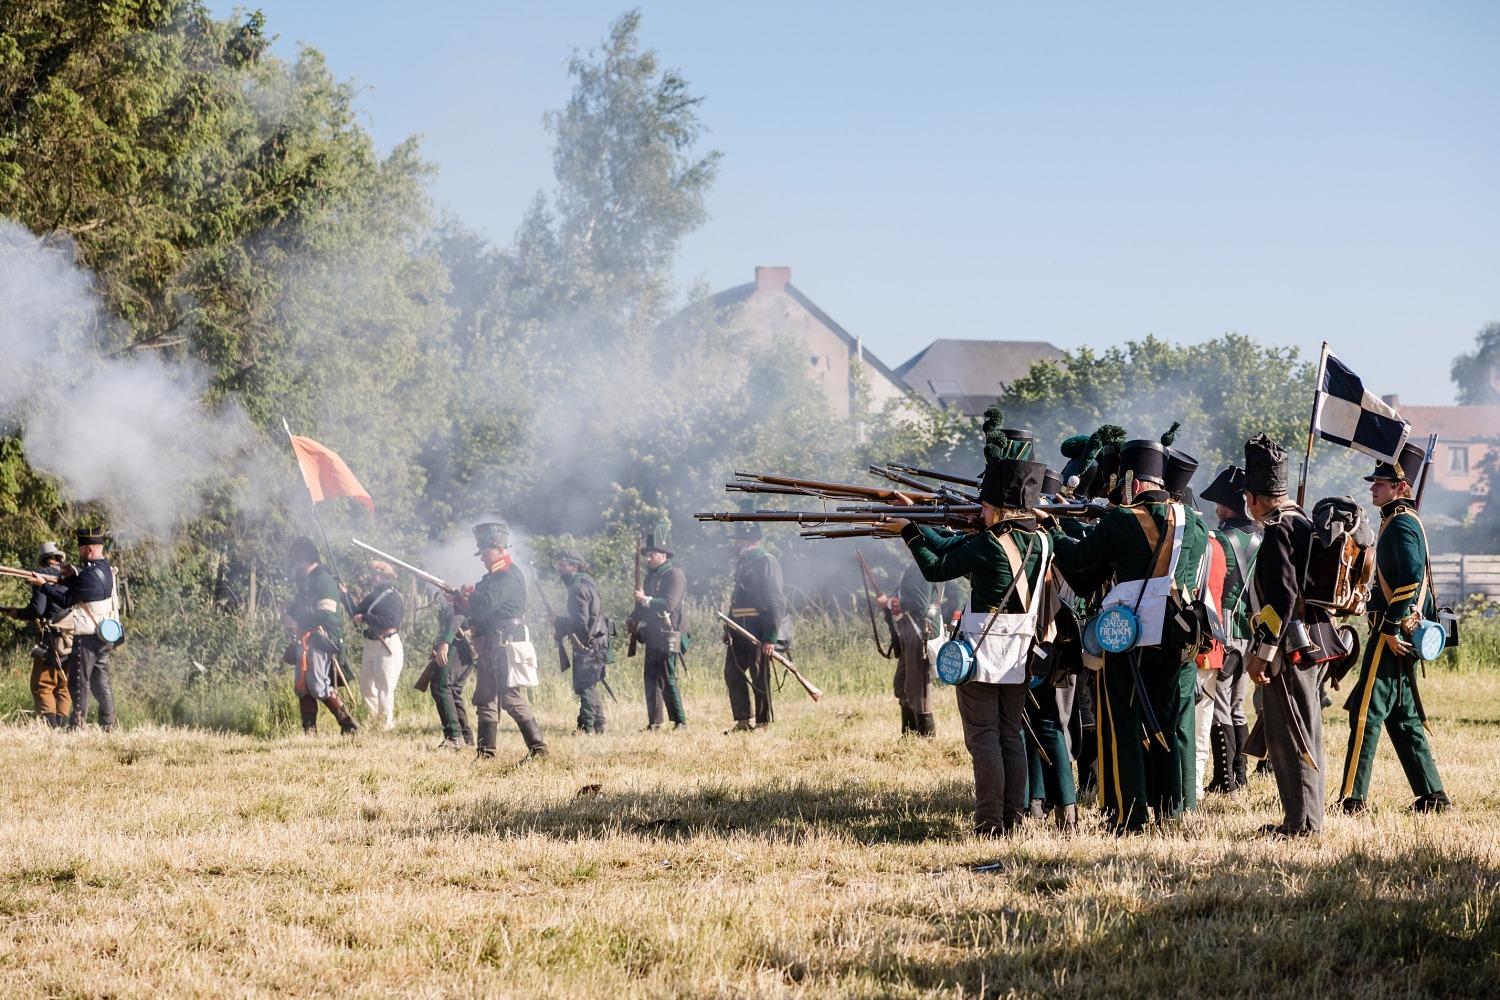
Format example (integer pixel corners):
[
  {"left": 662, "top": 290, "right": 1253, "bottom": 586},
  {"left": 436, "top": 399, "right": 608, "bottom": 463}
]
[{"left": 1302, "top": 496, "right": 1375, "bottom": 616}]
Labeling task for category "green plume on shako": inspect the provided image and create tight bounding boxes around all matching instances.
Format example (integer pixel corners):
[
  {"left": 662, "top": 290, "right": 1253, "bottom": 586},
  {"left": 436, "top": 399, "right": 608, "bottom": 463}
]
[
  {"left": 1159, "top": 421, "right": 1181, "bottom": 447},
  {"left": 981, "top": 403, "right": 1034, "bottom": 462}
]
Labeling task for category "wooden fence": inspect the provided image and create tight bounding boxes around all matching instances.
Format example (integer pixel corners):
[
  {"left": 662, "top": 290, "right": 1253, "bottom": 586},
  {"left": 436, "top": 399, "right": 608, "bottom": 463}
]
[{"left": 1430, "top": 554, "right": 1500, "bottom": 607}]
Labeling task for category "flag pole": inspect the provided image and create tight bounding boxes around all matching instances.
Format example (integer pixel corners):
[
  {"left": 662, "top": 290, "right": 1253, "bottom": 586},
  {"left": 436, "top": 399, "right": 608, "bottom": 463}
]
[
  {"left": 283, "top": 418, "right": 356, "bottom": 616},
  {"left": 1296, "top": 342, "right": 1329, "bottom": 508}
]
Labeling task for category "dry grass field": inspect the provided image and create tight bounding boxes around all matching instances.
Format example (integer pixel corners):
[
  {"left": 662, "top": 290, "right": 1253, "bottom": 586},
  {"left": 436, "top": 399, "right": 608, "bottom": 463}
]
[{"left": 1, "top": 666, "right": 1498, "bottom": 998}]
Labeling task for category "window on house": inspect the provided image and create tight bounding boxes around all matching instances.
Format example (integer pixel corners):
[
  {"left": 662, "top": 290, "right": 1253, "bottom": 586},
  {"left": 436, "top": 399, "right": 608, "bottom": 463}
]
[
  {"left": 928, "top": 379, "right": 962, "bottom": 395},
  {"left": 1449, "top": 446, "right": 1469, "bottom": 474}
]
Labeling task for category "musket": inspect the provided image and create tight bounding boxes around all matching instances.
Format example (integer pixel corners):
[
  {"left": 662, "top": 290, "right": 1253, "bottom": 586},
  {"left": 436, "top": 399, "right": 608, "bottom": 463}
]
[
  {"left": 1034, "top": 503, "right": 1110, "bottom": 520},
  {"left": 799, "top": 527, "right": 902, "bottom": 540},
  {"left": 350, "top": 538, "right": 456, "bottom": 595},
  {"left": 529, "top": 571, "right": 571, "bottom": 674},
  {"left": 1413, "top": 433, "right": 1439, "bottom": 511},
  {"left": 732, "top": 472, "right": 936, "bottom": 505},
  {"left": 884, "top": 462, "right": 981, "bottom": 489},
  {"left": 855, "top": 548, "right": 898, "bottom": 659},
  {"left": 0, "top": 565, "right": 51, "bottom": 586},
  {"left": 835, "top": 503, "right": 982, "bottom": 515},
  {"left": 695, "top": 511, "right": 975, "bottom": 526},
  {"left": 868, "top": 465, "right": 979, "bottom": 503},
  {"left": 717, "top": 611, "right": 822, "bottom": 702},
  {"left": 627, "top": 533, "right": 641, "bottom": 658}
]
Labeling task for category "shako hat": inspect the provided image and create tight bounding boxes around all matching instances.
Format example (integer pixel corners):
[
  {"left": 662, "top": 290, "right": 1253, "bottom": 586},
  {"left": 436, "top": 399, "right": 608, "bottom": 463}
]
[
  {"left": 472, "top": 522, "right": 510, "bottom": 554},
  {"left": 1363, "top": 442, "right": 1426, "bottom": 485},
  {"left": 1243, "top": 434, "right": 1289, "bottom": 496},
  {"left": 287, "top": 535, "right": 320, "bottom": 564},
  {"left": 977, "top": 407, "right": 1045, "bottom": 508},
  {"left": 1041, "top": 468, "right": 1064, "bottom": 497},
  {"left": 1163, "top": 448, "right": 1199, "bottom": 498},
  {"left": 75, "top": 526, "right": 107, "bottom": 547},
  {"left": 732, "top": 521, "right": 763, "bottom": 541},
  {"left": 1119, "top": 440, "right": 1168, "bottom": 487},
  {"left": 1200, "top": 465, "right": 1247, "bottom": 510},
  {"left": 642, "top": 521, "right": 673, "bottom": 556}
]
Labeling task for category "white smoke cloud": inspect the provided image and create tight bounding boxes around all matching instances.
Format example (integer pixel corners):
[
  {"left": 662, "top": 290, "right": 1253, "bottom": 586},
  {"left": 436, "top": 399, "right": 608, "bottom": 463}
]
[{"left": 0, "top": 219, "right": 253, "bottom": 540}]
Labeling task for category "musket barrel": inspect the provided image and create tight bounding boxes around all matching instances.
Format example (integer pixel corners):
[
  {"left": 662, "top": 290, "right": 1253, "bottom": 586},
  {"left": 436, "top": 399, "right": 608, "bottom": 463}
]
[
  {"left": 350, "top": 538, "right": 455, "bottom": 592},
  {"left": 885, "top": 462, "right": 981, "bottom": 488}
]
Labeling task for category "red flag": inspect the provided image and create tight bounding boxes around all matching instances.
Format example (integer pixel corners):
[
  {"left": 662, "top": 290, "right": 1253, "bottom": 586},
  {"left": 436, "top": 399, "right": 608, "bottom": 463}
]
[{"left": 288, "top": 435, "right": 374, "bottom": 511}]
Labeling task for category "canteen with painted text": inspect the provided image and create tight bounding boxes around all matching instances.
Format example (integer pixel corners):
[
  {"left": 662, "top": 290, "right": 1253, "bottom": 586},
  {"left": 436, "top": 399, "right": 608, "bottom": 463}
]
[
  {"left": 936, "top": 638, "right": 976, "bottom": 685},
  {"left": 1093, "top": 605, "right": 1140, "bottom": 654}
]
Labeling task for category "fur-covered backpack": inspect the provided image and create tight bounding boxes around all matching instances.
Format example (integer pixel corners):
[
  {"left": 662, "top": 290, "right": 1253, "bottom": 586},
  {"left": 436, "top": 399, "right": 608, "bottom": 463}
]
[{"left": 1302, "top": 496, "right": 1376, "bottom": 616}]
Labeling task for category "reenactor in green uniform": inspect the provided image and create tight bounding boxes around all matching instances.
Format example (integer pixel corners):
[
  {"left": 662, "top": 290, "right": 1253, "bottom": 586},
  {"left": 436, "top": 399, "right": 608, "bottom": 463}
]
[
  {"left": 1200, "top": 465, "right": 1261, "bottom": 794},
  {"left": 553, "top": 550, "right": 609, "bottom": 735},
  {"left": 880, "top": 562, "right": 941, "bottom": 737},
  {"left": 895, "top": 425, "right": 1053, "bottom": 836},
  {"left": 634, "top": 522, "right": 688, "bottom": 730},
  {"left": 1243, "top": 434, "right": 1341, "bottom": 836},
  {"left": 285, "top": 536, "right": 358, "bottom": 735},
  {"left": 458, "top": 522, "right": 547, "bottom": 761},
  {"left": 1042, "top": 439, "right": 1208, "bottom": 832},
  {"left": 723, "top": 523, "right": 787, "bottom": 732},
  {"left": 426, "top": 601, "right": 475, "bottom": 750},
  {"left": 1338, "top": 444, "right": 1450, "bottom": 814}
]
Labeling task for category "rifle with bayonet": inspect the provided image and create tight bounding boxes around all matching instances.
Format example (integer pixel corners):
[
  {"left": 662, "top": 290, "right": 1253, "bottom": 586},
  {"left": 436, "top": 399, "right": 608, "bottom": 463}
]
[
  {"left": 855, "top": 548, "right": 899, "bottom": 659},
  {"left": 717, "top": 611, "right": 822, "bottom": 702}
]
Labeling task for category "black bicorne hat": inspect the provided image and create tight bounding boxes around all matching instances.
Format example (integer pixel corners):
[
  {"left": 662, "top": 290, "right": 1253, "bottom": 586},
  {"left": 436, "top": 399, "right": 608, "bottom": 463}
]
[
  {"left": 979, "top": 458, "right": 1047, "bottom": 509},
  {"left": 1363, "top": 442, "right": 1426, "bottom": 484},
  {"left": 1200, "top": 465, "right": 1247, "bottom": 510},
  {"left": 642, "top": 521, "right": 673, "bottom": 556},
  {"left": 1243, "top": 434, "right": 1289, "bottom": 496}
]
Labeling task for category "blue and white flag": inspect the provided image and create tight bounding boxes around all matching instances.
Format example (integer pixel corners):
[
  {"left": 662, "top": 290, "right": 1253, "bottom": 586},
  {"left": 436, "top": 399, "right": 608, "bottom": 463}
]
[{"left": 1312, "top": 348, "right": 1409, "bottom": 463}]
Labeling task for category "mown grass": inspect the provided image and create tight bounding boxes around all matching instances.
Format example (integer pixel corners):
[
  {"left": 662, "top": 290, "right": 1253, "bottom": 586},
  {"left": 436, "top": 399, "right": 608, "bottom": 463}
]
[{"left": 0, "top": 663, "right": 1497, "bottom": 997}]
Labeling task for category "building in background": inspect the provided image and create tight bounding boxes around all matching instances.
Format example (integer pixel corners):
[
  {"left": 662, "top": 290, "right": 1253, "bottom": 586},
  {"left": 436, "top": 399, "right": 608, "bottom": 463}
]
[
  {"left": 713, "top": 267, "right": 1065, "bottom": 420},
  {"left": 1393, "top": 398, "right": 1500, "bottom": 516}
]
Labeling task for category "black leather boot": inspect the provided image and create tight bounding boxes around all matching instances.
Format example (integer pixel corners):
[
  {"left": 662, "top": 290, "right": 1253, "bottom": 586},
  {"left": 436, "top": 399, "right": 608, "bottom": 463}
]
[
  {"left": 322, "top": 694, "right": 358, "bottom": 735},
  {"left": 299, "top": 695, "right": 319, "bottom": 734},
  {"left": 476, "top": 721, "right": 498, "bottom": 759},
  {"left": 517, "top": 717, "right": 549, "bottom": 760},
  {"left": 1205, "top": 723, "right": 1232, "bottom": 794},
  {"left": 1232, "top": 723, "right": 1249, "bottom": 789},
  {"left": 900, "top": 705, "right": 916, "bottom": 735},
  {"left": 917, "top": 713, "right": 936, "bottom": 738}
]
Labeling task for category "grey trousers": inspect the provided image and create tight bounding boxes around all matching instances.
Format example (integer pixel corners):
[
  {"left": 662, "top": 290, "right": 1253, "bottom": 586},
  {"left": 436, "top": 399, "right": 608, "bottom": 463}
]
[
  {"left": 472, "top": 637, "right": 543, "bottom": 743},
  {"left": 1212, "top": 638, "right": 1251, "bottom": 726},
  {"left": 891, "top": 614, "right": 933, "bottom": 714},
  {"left": 1263, "top": 655, "right": 1325, "bottom": 834},
  {"left": 954, "top": 681, "right": 1028, "bottom": 832},
  {"left": 68, "top": 636, "right": 116, "bottom": 729}
]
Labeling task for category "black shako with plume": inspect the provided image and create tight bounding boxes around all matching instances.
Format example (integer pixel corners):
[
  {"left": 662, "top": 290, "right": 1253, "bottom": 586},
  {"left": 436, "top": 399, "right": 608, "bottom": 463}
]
[{"left": 978, "top": 404, "right": 1046, "bottom": 509}]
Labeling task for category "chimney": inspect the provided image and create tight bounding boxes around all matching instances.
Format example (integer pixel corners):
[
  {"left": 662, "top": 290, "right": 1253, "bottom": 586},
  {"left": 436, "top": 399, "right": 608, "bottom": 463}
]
[
  {"left": 1382, "top": 393, "right": 1400, "bottom": 408},
  {"left": 755, "top": 266, "right": 791, "bottom": 293}
]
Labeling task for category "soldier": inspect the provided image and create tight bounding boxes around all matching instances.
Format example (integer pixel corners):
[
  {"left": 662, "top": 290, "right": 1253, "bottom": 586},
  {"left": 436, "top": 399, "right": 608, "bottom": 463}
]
[
  {"left": 285, "top": 536, "right": 358, "bottom": 735},
  {"left": 458, "top": 522, "right": 547, "bottom": 760},
  {"left": 552, "top": 550, "right": 609, "bottom": 735},
  {"left": 351, "top": 560, "right": 405, "bottom": 730},
  {"left": 1338, "top": 444, "right": 1449, "bottom": 814},
  {"left": 894, "top": 424, "right": 1054, "bottom": 836},
  {"left": 1200, "top": 465, "right": 1262, "bottom": 794},
  {"left": 426, "top": 599, "right": 475, "bottom": 750},
  {"left": 633, "top": 522, "right": 687, "bottom": 731},
  {"left": 878, "top": 562, "right": 940, "bottom": 737},
  {"left": 3, "top": 542, "right": 71, "bottom": 727},
  {"left": 1042, "top": 439, "right": 1208, "bottom": 832},
  {"left": 723, "top": 523, "right": 787, "bottom": 732},
  {"left": 1242, "top": 434, "right": 1340, "bottom": 836},
  {"left": 43, "top": 527, "right": 123, "bottom": 732}
]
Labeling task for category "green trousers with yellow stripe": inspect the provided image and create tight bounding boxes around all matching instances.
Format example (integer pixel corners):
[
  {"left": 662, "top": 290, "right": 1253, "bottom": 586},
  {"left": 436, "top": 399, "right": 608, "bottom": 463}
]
[{"left": 1338, "top": 631, "right": 1443, "bottom": 803}]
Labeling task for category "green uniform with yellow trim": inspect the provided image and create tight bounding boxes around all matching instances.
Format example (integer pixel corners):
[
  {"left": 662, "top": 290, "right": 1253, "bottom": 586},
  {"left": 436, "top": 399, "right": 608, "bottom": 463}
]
[
  {"left": 1338, "top": 496, "right": 1445, "bottom": 806},
  {"left": 1048, "top": 490, "right": 1207, "bottom": 831}
]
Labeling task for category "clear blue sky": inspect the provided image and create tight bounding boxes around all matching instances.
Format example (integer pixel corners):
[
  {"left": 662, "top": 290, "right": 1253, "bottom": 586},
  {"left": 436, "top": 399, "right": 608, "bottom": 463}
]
[{"left": 214, "top": 1, "right": 1498, "bottom": 406}]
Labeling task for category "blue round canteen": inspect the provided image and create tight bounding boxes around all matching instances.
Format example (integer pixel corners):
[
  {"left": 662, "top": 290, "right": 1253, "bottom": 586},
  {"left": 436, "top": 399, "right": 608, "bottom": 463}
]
[
  {"left": 1094, "top": 605, "right": 1140, "bottom": 654},
  {"left": 1081, "top": 615, "right": 1104, "bottom": 656},
  {"left": 97, "top": 618, "right": 124, "bottom": 643},
  {"left": 1411, "top": 620, "right": 1446, "bottom": 662},
  {"left": 936, "top": 638, "right": 976, "bottom": 685}
]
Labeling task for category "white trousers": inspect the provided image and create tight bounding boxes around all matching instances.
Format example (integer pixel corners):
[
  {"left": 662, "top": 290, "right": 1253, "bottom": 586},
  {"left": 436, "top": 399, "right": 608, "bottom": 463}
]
[
  {"left": 1195, "top": 666, "right": 1219, "bottom": 789},
  {"left": 360, "top": 634, "right": 404, "bottom": 729}
]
